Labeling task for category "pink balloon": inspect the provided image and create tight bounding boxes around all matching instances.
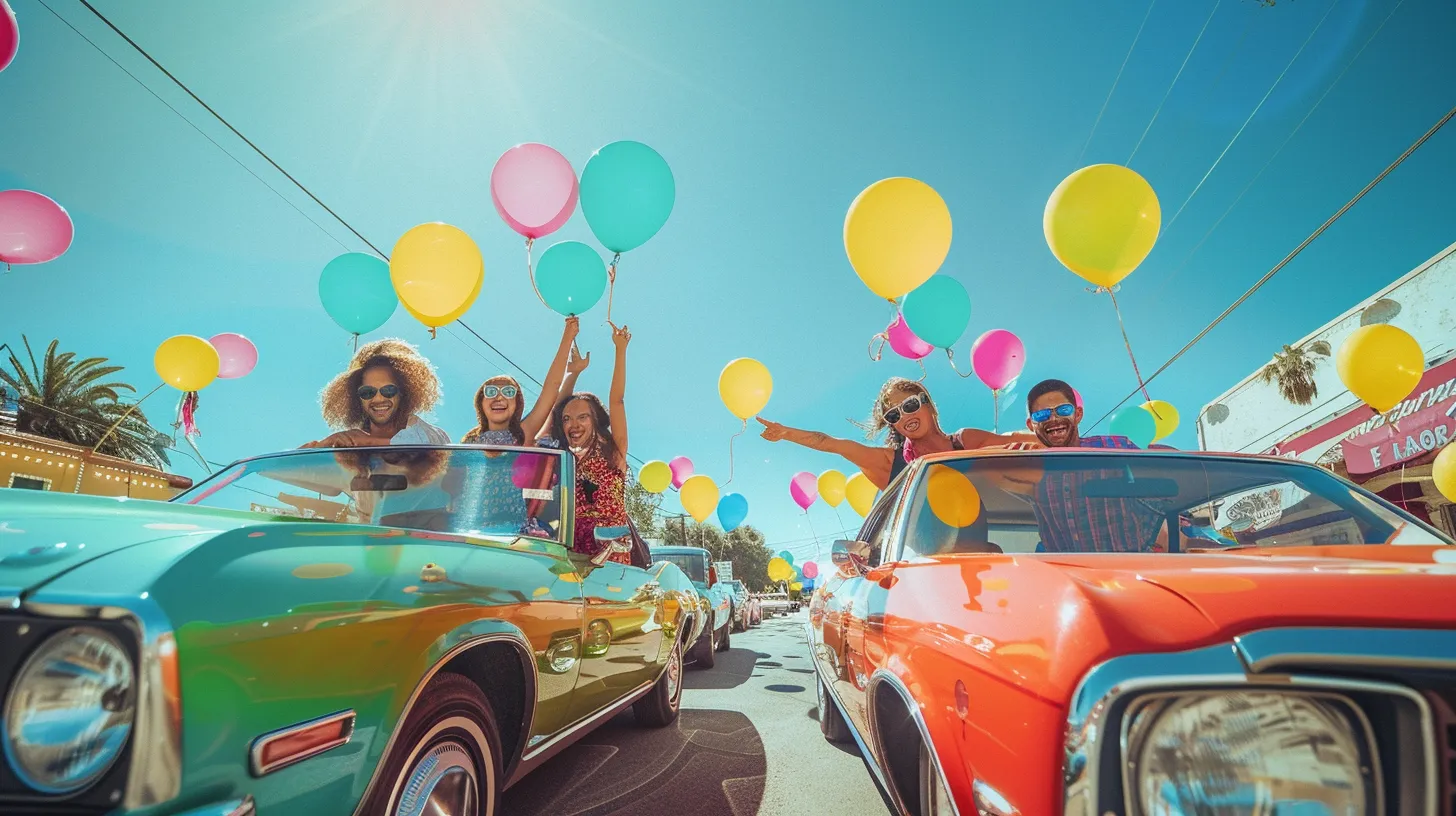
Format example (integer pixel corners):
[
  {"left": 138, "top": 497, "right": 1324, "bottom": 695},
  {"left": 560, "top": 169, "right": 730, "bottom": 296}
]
[
  {"left": 512, "top": 453, "right": 545, "bottom": 488},
  {"left": 669, "top": 456, "right": 694, "bottom": 489},
  {"left": 490, "top": 143, "right": 578, "bottom": 240},
  {"left": 1, "top": 0, "right": 17, "bottom": 74},
  {"left": 802, "top": 561, "right": 819, "bottom": 579},
  {"left": 970, "top": 329, "right": 1025, "bottom": 391},
  {"left": 790, "top": 471, "right": 818, "bottom": 510},
  {"left": 0, "top": 190, "right": 74, "bottom": 265},
  {"left": 209, "top": 333, "right": 258, "bottom": 379},
  {"left": 886, "top": 314, "right": 933, "bottom": 360},
  {"left": 1073, "top": 388, "right": 1084, "bottom": 410}
]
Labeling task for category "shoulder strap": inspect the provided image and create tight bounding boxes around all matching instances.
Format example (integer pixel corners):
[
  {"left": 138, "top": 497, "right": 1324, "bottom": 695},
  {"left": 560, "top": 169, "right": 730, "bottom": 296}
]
[{"left": 889, "top": 443, "right": 908, "bottom": 482}]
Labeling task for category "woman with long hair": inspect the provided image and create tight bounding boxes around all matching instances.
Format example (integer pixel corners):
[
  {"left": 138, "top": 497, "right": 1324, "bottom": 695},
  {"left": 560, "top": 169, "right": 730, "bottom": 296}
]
[
  {"left": 756, "top": 377, "right": 1039, "bottom": 489},
  {"left": 553, "top": 322, "right": 632, "bottom": 562},
  {"left": 461, "top": 316, "right": 586, "bottom": 446}
]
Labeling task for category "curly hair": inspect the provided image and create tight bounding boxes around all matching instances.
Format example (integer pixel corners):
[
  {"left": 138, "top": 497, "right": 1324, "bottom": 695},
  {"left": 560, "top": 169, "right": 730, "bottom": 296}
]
[
  {"left": 858, "top": 377, "right": 934, "bottom": 446},
  {"left": 461, "top": 375, "right": 525, "bottom": 444},
  {"left": 551, "top": 391, "right": 621, "bottom": 465},
  {"left": 320, "top": 338, "right": 442, "bottom": 431}
]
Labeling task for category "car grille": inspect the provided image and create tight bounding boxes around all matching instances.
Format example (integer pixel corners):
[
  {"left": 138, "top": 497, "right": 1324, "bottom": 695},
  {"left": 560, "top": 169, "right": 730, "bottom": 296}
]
[{"left": 1428, "top": 689, "right": 1456, "bottom": 816}]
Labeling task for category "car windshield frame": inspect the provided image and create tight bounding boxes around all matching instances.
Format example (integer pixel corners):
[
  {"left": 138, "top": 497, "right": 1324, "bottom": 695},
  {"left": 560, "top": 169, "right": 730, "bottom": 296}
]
[
  {"left": 650, "top": 551, "right": 708, "bottom": 583},
  {"left": 897, "top": 450, "right": 1453, "bottom": 558},
  {"left": 171, "top": 444, "right": 573, "bottom": 547}
]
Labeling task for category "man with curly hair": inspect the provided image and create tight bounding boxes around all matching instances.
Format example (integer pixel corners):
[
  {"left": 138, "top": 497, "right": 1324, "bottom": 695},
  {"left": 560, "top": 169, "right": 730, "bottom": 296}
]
[{"left": 302, "top": 338, "right": 450, "bottom": 448}]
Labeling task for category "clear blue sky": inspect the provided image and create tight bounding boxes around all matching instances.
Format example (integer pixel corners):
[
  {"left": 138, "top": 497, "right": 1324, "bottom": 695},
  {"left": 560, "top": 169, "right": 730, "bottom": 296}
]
[{"left": 3, "top": 0, "right": 1454, "bottom": 563}]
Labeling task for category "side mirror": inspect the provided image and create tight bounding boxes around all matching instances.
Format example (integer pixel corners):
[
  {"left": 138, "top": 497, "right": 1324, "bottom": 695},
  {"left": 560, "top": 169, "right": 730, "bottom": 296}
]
[
  {"left": 831, "top": 539, "right": 872, "bottom": 578},
  {"left": 589, "top": 525, "right": 633, "bottom": 567}
]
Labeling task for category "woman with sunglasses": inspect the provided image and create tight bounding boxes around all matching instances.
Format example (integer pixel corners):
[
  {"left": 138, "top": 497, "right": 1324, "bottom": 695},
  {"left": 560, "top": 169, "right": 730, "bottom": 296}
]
[
  {"left": 756, "top": 377, "right": 1040, "bottom": 490},
  {"left": 461, "top": 316, "right": 586, "bottom": 447}
]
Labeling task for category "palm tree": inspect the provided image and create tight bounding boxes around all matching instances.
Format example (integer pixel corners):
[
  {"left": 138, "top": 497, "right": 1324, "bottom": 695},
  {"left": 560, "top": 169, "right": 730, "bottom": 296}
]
[
  {"left": 1257, "top": 341, "right": 1331, "bottom": 406},
  {"left": 0, "top": 336, "right": 171, "bottom": 468}
]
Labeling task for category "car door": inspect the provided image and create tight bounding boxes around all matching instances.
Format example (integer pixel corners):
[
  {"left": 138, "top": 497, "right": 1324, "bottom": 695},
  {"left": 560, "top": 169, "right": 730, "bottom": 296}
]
[{"left": 566, "top": 554, "right": 667, "bottom": 721}]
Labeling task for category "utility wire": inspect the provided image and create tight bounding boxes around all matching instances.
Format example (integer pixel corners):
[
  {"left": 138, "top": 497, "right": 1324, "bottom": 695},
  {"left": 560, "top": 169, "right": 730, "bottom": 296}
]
[
  {"left": 1127, "top": 0, "right": 1223, "bottom": 166},
  {"left": 1075, "top": 0, "right": 1158, "bottom": 168},
  {"left": 1087, "top": 101, "right": 1456, "bottom": 433}
]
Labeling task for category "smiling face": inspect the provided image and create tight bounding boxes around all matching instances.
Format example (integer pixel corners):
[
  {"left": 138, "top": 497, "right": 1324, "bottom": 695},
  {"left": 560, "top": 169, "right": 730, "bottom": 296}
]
[
  {"left": 359, "top": 365, "right": 402, "bottom": 428},
  {"left": 1027, "top": 388, "right": 1082, "bottom": 447},
  {"left": 882, "top": 385, "right": 933, "bottom": 441},
  {"left": 560, "top": 396, "right": 598, "bottom": 449},
  {"left": 478, "top": 376, "right": 522, "bottom": 429}
]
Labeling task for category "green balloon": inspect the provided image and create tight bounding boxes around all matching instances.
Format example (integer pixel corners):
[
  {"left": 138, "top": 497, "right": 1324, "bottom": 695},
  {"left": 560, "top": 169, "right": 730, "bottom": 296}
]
[
  {"left": 534, "top": 241, "right": 607, "bottom": 316},
  {"left": 579, "top": 141, "right": 675, "bottom": 253}
]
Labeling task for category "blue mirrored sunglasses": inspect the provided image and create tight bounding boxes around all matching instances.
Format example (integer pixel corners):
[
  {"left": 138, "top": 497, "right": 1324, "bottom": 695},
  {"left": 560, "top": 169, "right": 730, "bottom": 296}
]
[{"left": 1029, "top": 403, "right": 1076, "bottom": 424}]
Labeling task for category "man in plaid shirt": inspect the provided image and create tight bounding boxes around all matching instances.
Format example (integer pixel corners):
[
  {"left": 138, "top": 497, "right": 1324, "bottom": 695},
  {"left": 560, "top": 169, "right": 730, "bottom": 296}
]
[{"left": 1023, "top": 380, "right": 1166, "bottom": 553}]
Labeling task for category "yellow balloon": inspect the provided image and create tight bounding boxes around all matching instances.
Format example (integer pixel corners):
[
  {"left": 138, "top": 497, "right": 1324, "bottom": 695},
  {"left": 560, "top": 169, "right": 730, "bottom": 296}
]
[
  {"left": 1434, "top": 444, "right": 1456, "bottom": 503},
  {"left": 767, "top": 557, "right": 793, "bottom": 582},
  {"left": 1336, "top": 324, "right": 1424, "bottom": 413},
  {"left": 391, "top": 223, "right": 484, "bottom": 325},
  {"left": 1141, "top": 400, "right": 1180, "bottom": 442},
  {"left": 926, "top": 464, "right": 981, "bottom": 528},
  {"left": 789, "top": 582, "right": 803, "bottom": 593},
  {"left": 818, "top": 469, "right": 847, "bottom": 508},
  {"left": 718, "top": 358, "right": 773, "bottom": 420},
  {"left": 844, "top": 177, "right": 953, "bottom": 301},
  {"left": 1044, "top": 164, "right": 1160, "bottom": 288},
  {"left": 845, "top": 472, "right": 878, "bottom": 517},
  {"left": 638, "top": 460, "right": 672, "bottom": 494},
  {"left": 679, "top": 474, "right": 719, "bottom": 523},
  {"left": 154, "top": 335, "right": 220, "bottom": 392}
]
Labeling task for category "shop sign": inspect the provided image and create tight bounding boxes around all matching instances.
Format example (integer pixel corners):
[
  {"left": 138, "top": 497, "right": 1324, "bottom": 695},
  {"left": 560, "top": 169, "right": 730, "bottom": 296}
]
[{"left": 1341, "top": 400, "right": 1456, "bottom": 475}]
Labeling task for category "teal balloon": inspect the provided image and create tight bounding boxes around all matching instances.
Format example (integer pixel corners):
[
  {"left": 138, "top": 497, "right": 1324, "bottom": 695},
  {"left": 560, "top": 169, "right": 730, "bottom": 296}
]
[
  {"left": 778, "top": 550, "right": 794, "bottom": 566},
  {"left": 717, "top": 493, "right": 749, "bottom": 532},
  {"left": 535, "top": 241, "right": 607, "bottom": 316},
  {"left": 901, "top": 275, "right": 971, "bottom": 349},
  {"left": 319, "top": 253, "right": 397, "bottom": 334},
  {"left": 579, "top": 141, "right": 675, "bottom": 253},
  {"left": 1109, "top": 406, "right": 1156, "bottom": 448}
]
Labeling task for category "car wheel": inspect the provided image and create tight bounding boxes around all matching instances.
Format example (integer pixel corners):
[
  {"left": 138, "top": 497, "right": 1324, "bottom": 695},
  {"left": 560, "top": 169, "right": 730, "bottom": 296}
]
[
  {"left": 716, "top": 617, "right": 731, "bottom": 652},
  {"left": 817, "top": 673, "right": 852, "bottom": 743},
  {"left": 364, "top": 672, "right": 501, "bottom": 816},
  {"left": 917, "top": 738, "right": 954, "bottom": 816},
  {"left": 634, "top": 637, "right": 683, "bottom": 727},
  {"left": 689, "top": 615, "right": 716, "bottom": 669}
]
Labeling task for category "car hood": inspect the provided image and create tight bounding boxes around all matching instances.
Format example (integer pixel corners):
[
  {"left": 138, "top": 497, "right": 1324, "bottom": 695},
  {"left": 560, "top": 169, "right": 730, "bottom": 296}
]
[{"left": 0, "top": 491, "right": 267, "bottom": 597}]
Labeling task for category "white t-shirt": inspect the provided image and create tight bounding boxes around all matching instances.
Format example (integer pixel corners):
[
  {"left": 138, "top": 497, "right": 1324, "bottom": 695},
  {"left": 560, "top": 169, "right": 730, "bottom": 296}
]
[{"left": 391, "top": 416, "right": 452, "bottom": 446}]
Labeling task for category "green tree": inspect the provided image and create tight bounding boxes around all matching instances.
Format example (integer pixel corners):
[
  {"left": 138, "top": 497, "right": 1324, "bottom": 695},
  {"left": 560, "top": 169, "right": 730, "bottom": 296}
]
[
  {"left": 1, "top": 336, "right": 170, "bottom": 468},
  {"left": 1258, "top": 341, "right": 1330, "bottom": 407},
  {"left": 623, "top": 469, "right": 663, "bottom": 537},
  {"left": 661, "top": 518, "right": 774, "bottom": 590}
]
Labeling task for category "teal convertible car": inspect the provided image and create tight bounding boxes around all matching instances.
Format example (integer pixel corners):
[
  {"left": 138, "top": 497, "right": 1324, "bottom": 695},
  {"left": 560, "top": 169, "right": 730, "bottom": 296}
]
[{"left": 0, "top": 444, "right": 706, "bottom": 815}]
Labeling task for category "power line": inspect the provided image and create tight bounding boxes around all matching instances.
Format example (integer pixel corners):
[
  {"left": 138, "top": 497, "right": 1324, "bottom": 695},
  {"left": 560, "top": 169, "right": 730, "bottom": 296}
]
[
  {"left": 1087, "top": 100, "right": 1456, "bottom": 433},
  {"left": 1075, "top": 0, "right": 1158, "bottom": 168},
  {"left": 1126, "top": 0, "right": 1223, "bottom": 166}
]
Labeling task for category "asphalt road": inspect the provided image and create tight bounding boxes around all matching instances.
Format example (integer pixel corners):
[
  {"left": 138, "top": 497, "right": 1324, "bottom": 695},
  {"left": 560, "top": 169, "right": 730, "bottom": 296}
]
[{"left": 501, "top": 610, "right": 894, "bottom": 816}]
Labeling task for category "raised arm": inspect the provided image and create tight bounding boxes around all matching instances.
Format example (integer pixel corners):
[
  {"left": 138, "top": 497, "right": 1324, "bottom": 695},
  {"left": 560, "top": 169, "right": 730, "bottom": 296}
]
[
  {"left": 536, "top": 342, "right": 590, "bottom": 443},
  {"left": 522, "top": 317, "right": 579, "bottom": 441},
  {"left": 756, "top": 416, "right": 895, "bottom": 488},
  {"left": 959, "top": 428, "right": 1042, "bottom": 450},
  {"left": 608, "top": 324, "right": 630, "bottom": 466}
]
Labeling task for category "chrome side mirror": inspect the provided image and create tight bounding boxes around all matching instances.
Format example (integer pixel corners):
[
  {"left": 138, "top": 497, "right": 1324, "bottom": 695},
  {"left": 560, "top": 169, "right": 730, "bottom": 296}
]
[
  {"left": 831, "top": 539, "right": 872, "bottom": 578},
  {"left": 590, "top": 525, "right": 634, "bottom": 567}
]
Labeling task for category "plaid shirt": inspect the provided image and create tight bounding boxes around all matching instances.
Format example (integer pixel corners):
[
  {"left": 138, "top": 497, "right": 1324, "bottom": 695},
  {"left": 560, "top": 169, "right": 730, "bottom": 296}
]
[
  {"left": 1077, "top": 434, "right": 1141, "bottom": 449},
  {"left": 1031, "top": 436, "right": 1164, "bottom": 553}
]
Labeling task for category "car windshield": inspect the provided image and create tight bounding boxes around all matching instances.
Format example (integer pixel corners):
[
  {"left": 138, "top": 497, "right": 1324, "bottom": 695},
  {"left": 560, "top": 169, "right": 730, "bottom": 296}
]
[
  {"left": 652, "top": 552, "right": 707, "bottom": 583},
  {"left": 900, "top": 452, "right": 1453, "bottom": 557},
  {"left": 172, "top": 446, "right": 566, "bottom": 545}
]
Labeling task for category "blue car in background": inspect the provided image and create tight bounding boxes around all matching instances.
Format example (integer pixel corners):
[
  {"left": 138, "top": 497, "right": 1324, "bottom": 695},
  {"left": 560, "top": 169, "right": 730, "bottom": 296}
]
[{"left": 650, "top": 545, "right": 735, "bottom": 668}]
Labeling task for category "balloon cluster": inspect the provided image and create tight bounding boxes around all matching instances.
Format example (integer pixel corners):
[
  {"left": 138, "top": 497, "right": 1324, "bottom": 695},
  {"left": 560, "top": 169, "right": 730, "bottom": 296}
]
[
  {"left": 317, "top": 140, "right": 673, "bottom": 338},
  {"left": 638, "top": 455, "right": 751, "bottom": 531},
  {"left": 153, "top": 332, "right": 257, "bottom": 439}
]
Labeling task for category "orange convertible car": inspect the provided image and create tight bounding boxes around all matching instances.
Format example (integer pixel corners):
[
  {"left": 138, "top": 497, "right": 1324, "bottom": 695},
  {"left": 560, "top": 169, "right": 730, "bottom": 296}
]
[{"left": 808, "top": 448, "right": 1456, "bottom": 816}]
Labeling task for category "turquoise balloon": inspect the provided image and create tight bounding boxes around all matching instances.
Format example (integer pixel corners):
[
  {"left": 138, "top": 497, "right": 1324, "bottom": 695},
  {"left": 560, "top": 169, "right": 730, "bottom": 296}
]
[
  {"left": 1109, "top": 405, "right": 1156, "bottom": 448},
  {"left": 717, "top": 493, "right": 749, "bottom": 532},
  {"left": 901, "top": 275, "right": 971, "bottom": 349},
  {"left": 535, "top": 241, "right": 607, "bottom": 316},
  {"left": 579, "top": 141, "right": 675, "bottom": 253},
  {"left": 778, "top": 550, "right": 794, "bottom": 566},
  {"left": 319, "top": 253, "right": 397, "bottom": 334}
]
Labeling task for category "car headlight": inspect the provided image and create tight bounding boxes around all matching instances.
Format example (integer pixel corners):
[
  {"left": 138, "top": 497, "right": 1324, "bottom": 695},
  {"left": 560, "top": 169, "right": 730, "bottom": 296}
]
[
  {"left": 1125, "top": 691, "right": 1373, "bottom": 815},
  {"left": 3, "top": 626, "right": 136, "bottom": 794}
]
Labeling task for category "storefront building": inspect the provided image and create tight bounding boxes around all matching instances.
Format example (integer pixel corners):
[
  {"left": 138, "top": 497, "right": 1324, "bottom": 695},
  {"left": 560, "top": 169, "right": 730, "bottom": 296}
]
[{"left": 1198, "top": 241, "right": 1456, "bottom": 535}]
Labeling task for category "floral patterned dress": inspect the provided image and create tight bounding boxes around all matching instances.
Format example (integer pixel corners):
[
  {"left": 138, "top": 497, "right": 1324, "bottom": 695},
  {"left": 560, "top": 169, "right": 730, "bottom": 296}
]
[{"left": 573, "top": 450, "right": 631, "bottom": 564}]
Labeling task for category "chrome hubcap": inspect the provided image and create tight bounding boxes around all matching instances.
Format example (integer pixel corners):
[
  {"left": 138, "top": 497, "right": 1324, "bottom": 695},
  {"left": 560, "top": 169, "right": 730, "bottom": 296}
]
[
  {"left": 396, "top": 738, "right": 478, "bottom": 816},
  {"left": 667, "top": 645, "right": 682, "bottom": 702}
]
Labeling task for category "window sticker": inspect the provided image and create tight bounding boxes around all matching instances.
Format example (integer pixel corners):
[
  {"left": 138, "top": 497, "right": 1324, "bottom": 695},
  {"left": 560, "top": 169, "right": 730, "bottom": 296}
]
[{"left": 522, "top": 488, "right": 554, "bottom": 501}]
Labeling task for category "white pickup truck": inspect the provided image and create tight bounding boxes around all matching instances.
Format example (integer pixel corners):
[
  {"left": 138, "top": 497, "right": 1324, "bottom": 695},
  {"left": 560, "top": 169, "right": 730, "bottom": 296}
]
[{"left": 759, "top": 591, "right": 790, "bottom": 617}]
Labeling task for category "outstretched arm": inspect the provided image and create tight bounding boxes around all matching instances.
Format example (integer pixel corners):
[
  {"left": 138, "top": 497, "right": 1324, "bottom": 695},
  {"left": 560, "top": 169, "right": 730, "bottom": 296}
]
[
  {"left": 522, "top": 317, "right": 579, "bottom": 441},
  {"left": 608, "top": 323, "right": 630, "bottom": 467},
  {"left": 537, "top": 342, "right": 589, "bottom": 443},
  {"left": 959, "top": 428, "right": 1042, "bottom": 450},
  {"left": 756, "top": 416, "right": 895, "bottom": 488}
]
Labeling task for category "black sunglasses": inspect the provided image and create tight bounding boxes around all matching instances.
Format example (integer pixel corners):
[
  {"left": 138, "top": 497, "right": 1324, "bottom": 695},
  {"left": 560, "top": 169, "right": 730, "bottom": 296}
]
[
  {"left": 882, "top": 395, "right": 925, "bottom": 426},
  {"left": 357, "top": 384, "right": 400, "bottom": 400}
]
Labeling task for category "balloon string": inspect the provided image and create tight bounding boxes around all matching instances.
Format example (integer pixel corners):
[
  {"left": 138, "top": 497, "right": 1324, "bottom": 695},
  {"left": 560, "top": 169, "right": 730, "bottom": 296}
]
[
  {"left": 526, "top": 237, "right": 551, "bottom": 311},
  {"left": 429, "top": 327, "right": 438, "bottom": 340},
  {"left": 916, "top": 359, "right": 928, "bottom": 382},
  {"left": 1105, "top": 288, "right": 1152, "bottom": 404},
  {"left": 724, "top": 419, "right": 746, "bottom": 486},
  {"left": 868, "top": 332, "right": 888, "bottom": 362},
  {"left": 351, "top": 333, "right": 359, "bottom": 355},
  {"left": 993, "top": 389, "right": 1000, "bottom": 434},
  {"left": 945, "top": 347, "right": 976, "bottom": 379},
  {"left": 605, "top": 253, "right": 621, "bottom": 324}
]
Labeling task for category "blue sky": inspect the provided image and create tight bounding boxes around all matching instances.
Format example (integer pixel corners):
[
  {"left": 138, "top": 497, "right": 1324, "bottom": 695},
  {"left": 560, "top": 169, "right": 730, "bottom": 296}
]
[{"left": 3, "top": 0, "right": 1455, "bottom": 563}]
